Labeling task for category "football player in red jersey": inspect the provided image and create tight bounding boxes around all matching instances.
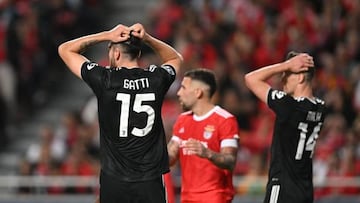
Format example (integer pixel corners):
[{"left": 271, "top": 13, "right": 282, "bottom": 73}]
[{"left": 168, "top": 69, "right": 239, "bottom": 203}]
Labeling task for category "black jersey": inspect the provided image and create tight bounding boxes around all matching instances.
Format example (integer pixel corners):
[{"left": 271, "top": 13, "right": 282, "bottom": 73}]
[
  {"left": 264, "top": 89, "right": 326, "bottom": 203},
  {"left": 81, "top": 61, "right": 176, "bottom": 182}
]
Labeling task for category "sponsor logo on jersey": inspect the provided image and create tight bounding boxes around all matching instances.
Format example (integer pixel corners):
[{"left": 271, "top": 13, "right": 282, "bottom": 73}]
[
  {"left": 86, "top": 63, "right": 98, "bottom": 70},
  {"left": 203, "top": 125, "right": 215, "bottom": 139},
  {"left": 179, "top": 127, "right": 184, "bottom": 134}
]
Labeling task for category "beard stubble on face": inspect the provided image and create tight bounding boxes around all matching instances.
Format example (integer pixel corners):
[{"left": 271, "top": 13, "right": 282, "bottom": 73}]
[{"left": 179, "top": 100, "right": 191, "bottom": 112}]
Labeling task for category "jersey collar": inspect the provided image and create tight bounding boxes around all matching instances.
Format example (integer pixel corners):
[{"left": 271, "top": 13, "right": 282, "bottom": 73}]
[{"left": 193, "top": 106, "right": 219, "bottom": 121}]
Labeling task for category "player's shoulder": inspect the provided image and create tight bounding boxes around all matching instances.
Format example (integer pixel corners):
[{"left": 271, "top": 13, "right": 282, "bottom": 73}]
[
  {"left": 146, "top": 64, "right": 176, "bottom": 76},
  {"left": 314, "top": 97, "right": 325, "bottom": 105},
  {"left": 213, "top": 106, "right": 235, "bottom": 119},
  {"left": 269, "top": 89, "right": 288, "bottom": 100},
  {"left": 174, "top": 111, "right": 193, "bottom": 124},
  {"left": 294, "top": 96, "right": 325, "bottom": 106},
  {"left": 178, "top": 110, "right": 193, "bottom": 118}
]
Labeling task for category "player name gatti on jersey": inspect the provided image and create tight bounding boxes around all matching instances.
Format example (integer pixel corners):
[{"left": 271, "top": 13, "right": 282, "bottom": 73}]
[
  {"left": 123, "top": 78, "right": 150, "bottom": 90},
  {"left": 306, "top": 111, "right": 322, "bottom": 122}
]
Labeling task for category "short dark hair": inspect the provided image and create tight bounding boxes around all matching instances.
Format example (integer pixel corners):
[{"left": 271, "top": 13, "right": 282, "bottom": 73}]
[
  {"left": 286, "top": 51, "right": 315, "bottom": 81},
  {"left": 184, "top": 69, "right": 217, "bottom": 98},
  {"left": 109, "top": 34, "right": 142, "bottom": 60}
]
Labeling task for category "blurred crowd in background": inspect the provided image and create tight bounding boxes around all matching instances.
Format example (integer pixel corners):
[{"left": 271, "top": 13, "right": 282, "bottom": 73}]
[
  {"left": 0, "top": 0, "right": 102, "bottom": 147},
  {"left": 0, "top": 0, "right": 360, "bottom": 200}
]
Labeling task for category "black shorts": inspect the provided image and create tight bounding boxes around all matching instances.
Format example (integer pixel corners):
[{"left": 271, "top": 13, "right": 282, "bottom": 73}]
[
  {"left": 263, "top": 178, "right": 313, "bottom": 203},
  {"left": 100, "top": 171, "right": 167, "bottom": 203}
]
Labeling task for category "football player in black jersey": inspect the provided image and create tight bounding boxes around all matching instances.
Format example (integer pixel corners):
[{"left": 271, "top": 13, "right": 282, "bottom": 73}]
[
  {"left": 245, "top": 51, "right": 327, "bottom": 203},
  {"left": 58, "top": 23, "right": 183, "bottom": 203}
]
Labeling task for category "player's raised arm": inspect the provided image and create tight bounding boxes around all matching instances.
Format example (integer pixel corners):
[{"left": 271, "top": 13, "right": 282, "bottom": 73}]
[
  {"left": 58, "top": 24, "right": 131, "bottom": 78},
  {"left": 244, "top": 53, "right": 313, "bottom": 103},
  {"left": 130, "top": 23, "right": 183, "bottom": 74}
]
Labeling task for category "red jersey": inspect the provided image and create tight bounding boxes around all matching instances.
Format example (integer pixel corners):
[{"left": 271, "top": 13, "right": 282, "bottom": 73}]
[{"left": 172, "top": 106, "right": 239, "bottom": 203}]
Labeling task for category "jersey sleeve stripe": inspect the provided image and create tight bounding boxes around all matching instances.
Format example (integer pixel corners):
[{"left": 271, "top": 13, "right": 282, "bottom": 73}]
[
  {"left": 220, "top": 138, "right": 238, "bottom": 148},
  {"left": 170, "top": 135, "right": 182, "bottom": 144},
  {"left": 214, "top": 106, "right": 233, "bottom": 118}
]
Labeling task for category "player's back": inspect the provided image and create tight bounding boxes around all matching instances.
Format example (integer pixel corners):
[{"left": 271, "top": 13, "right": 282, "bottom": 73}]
[
  {"left": 271, "top": 96, "right": 325, "bottom": 179},
  {"left": 266, "top": 89, "right": 326, "bottom": 203},
  {"left": 81, "top": 62, "right": 176, "bottom": 182}
]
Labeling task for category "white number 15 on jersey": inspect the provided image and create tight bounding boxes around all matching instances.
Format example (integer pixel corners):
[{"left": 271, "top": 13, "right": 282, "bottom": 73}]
[{"left": 116, "top": 93, "right": 155, "bottom": 137}]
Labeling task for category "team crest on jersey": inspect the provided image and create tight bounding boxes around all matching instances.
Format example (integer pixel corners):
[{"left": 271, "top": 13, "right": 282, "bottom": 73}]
[{"left": 203, "top": 125, "right": 215, "bottom": 139}]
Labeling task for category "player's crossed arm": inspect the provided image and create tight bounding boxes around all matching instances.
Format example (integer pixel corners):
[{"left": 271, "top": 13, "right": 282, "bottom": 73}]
[
  {"left": 167, "top": 139, "right": 180, "bottom": 166},
  {"left": 184, "top": 138, "right": 237, "bottom": 171}
]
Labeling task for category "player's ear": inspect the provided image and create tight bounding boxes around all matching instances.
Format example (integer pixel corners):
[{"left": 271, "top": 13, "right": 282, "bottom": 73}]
[
  {"left": 195, "top": 88, "right": 203, "bottom": 99},
  {"left": 114, "top": 47, "right": 121, "bottom": 60},
  {"left": 298, "top": 72, "right": 306, "bottom": 84}
]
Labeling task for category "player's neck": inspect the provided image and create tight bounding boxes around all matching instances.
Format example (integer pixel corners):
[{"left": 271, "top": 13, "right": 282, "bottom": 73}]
[
  {"left": 293, "top": 84, "right": 313, "bottom": 99},
  {"left": 192, "top": 101, "right": 215, "bottom": 117},
  {"left": 117, "top": 60, "right": 139, "bottom": 69}
]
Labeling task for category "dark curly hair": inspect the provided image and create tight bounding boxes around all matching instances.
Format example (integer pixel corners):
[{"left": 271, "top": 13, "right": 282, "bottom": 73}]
[
  {"left": 109, "top": 32, "right": 142, "bottom": 60},
  {"left": 184, "top": 69, "right": 217, "bottom": 98}
]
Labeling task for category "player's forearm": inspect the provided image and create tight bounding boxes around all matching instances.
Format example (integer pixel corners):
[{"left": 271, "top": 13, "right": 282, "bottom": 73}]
[
  {"left": 167, "top": 140, "right": 179, "bottom": 166},
  {"left": 246, "top": 61, "right": 290, "bottom": 83},
  {"left": 142, "top": 33, "right": 183, "bottom": 64},
  {"left": 59, "top": 31, "right": 110, "bottom": 54},
  {"left": 245, "top": 61, "right": 291, "bottom": 103},
  {"left": 168, "top": 154, "right": 177, "bottom": 166},
  {"left": 205, "top": 150, "right": 236, "bottom": 171}
]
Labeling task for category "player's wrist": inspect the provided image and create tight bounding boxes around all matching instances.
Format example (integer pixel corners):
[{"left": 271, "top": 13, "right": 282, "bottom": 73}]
[
  {"left": 142, "top": 33, "right": 151, "bottom": 43},
  {"left": 206, "top": 150, "right": 214, "bottom": 161}
]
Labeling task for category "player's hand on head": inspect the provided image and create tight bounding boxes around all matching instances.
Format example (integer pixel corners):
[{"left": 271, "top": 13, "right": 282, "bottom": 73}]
[
  {"left": 108, "top": 24, "right": 131, "bottom": 43},
  {"left": 129, "top": 23, "right": 146, "bottom": 39},
  {"left": 288, "top": 53, "right": 314, "bottom": 73}
]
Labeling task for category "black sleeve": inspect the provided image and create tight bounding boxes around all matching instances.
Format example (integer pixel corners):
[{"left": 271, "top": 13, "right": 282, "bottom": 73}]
[
  {"left": 160, "top": 64, "right": 176, "bottom": 84},
  {"left": 81, "top": 61, "right": 105, "bottom": 96},
  {"left": 267, "top": 88, "right": 293, "bottom": 119},
  {"left": 150, "top": 64, "right": 176, "bottom": 90}
]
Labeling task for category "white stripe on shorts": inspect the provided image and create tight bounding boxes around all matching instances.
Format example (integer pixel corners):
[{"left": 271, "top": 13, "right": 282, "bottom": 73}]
[
  {"left": 161, "top": 175, "right": 168, "bottom": 203},
  {"left": 269, "top": 185, "right": 280, "bottom": 203}
]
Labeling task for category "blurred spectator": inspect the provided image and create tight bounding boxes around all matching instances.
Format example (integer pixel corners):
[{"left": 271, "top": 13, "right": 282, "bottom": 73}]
[
  {"left": 1, "top": 0, "right": 103, "bottom": 122},
  {"left": 236, "top": 154, "right": 267, "bottom": 196},
  {"left": 25, "top": 125, "right": 67, "bottom": 172},
  {"left": 55, "top": 111, "right": 81, "bottom": 149}
]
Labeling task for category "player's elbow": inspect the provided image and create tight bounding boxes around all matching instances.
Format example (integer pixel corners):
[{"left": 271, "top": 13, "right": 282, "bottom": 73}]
[
  {"left": 58, "top": 42, "right": 68, "bottom": 60},
  {"left": 244, "top": 73, "right": 255, "bottom": 90},
  {"left": 178, "top": 53, "right": 184, "bottom": 63},
  {"left": 168, "top": 52, "right": 183, "bottom": 67}
]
